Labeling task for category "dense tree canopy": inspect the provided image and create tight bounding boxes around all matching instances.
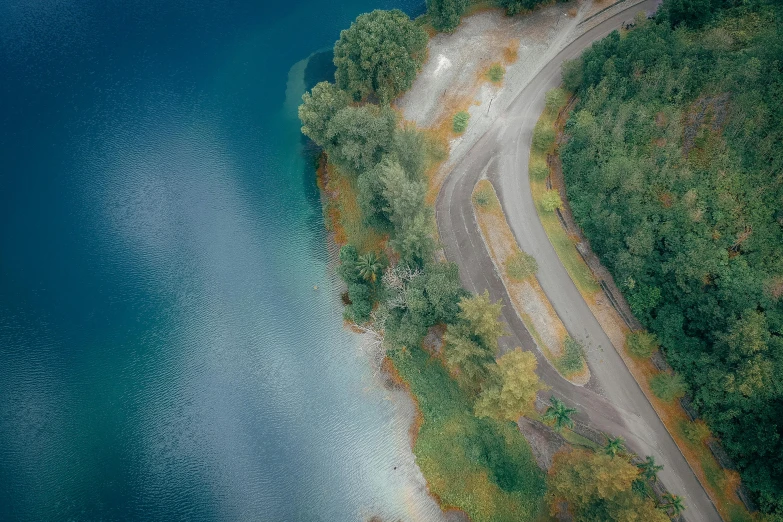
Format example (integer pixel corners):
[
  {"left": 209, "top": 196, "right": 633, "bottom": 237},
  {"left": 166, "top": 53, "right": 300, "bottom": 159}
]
[
  {"left": 560, "top": 0, "right": 783, "bottom": 513},
  {"left": 475, "top": 349, "right": 545, "bottom": 422},
  {"left": 333, "top": 10, "right": 428, "bottom": 103},
  {"left": 298, "top": 81, "right": 350, "bottom": 147},
  {"left": 426, "top": 0, "right": 468, "bottom": 32}
]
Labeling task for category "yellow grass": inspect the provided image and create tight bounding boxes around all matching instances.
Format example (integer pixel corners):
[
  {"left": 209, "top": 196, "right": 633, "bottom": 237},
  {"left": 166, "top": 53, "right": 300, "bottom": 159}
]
[
  {"left": 472, "top": 179, "right": 588, "bottom": 385},
  {"left": 531, "top": 97, "right": 754, "bottom": 522}
]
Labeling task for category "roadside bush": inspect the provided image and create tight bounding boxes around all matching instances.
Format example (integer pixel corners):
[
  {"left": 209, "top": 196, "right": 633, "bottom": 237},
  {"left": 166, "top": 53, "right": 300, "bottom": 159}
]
[
  {"left": 487, "top": 63, "right": 505, "bottom": 83},
  {"left": 506, "top": 250, "right": 538, "bottom": 282},
  {"left": 650, "top": 373, "right": 687, "bottom": 402},
  {"left": 561, "top": 58, "right": 583, "bottom": 92},
  {"left": 545, "top": 88, "right": 567, "bottom": 114},
  {"left": 540, "top": 190, "right": 562, "bottom": 212},
  {"left": 473, "top": 182, "right": 496, "bottom": 208},
  {"left": 453, "top": 111, "right": 470, "bottom": 133},
  {"left": 625, "top": 331, "right": 659, "bottom": 359},
  {"left": 557, "top": 337, "right": 585, "bottom": 375},
  {"left": 530, "top": 161, "right": 549, "bottom": 181},
  {"left": 681, "top": 420, "right": 711, "bottom": 444},
  {"left": 532, "top": 121, "right": 555, "bottom": 152}
]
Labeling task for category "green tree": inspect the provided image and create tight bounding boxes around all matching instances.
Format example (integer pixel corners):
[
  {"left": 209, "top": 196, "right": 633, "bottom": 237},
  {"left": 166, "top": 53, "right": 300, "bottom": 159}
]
[
  {"left": 545, "top": 87, "right": 566, "bottom": 114},
  {"left": 298, "top": 81, "right": 350, "bottom": 147},
  {"left": 548, "top": 449, "right": 668, "bottom": 522},
  {"left": 326, "top": 105, "right": 397, "bottom": 174},
  {"left": 662, "top": 493, "right": 686, "bottom": 516},
  {"left": 475, "top": 348, "right": 546, "bottom": 421},
  {"left": 334, "top": 10, "right": 428, "bottom": 102},
  {"left": 357, "top": 251, "right": 383, "bottom": 283},
  {"left": 638, "top": 455, "right": 664, "bottom": 483},
  {"left": 626, "top": 331, "right": 659, "bottom": 358},
  {"left": 542, "top": 395, "right": 576, "bottom": 432},
  {"left": 426, "top": 0, "right": 468, "bottom": 32},
  {"left": 505, "top": 250, "right": 538, "bottom": 282},
  {"left": 457, "top": 291, "right": 506, "bottom": 350},
  {"left": 604, "top": 436, "right": 626, "bottom": 459},
  {"left": 452, "top": 111, "right": 469, "bottom": 133},
  {"left": 532, "top": 120, "right": 555, "bottom": 152},
  {"left": 444, "top": 323, "right": 494, "bottom": 390}
]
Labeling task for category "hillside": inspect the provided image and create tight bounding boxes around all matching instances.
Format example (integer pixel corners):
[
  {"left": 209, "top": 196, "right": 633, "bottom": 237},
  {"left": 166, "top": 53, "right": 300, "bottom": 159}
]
[{"left": 560, "top": 0, "right": 783, "bottom": 515}]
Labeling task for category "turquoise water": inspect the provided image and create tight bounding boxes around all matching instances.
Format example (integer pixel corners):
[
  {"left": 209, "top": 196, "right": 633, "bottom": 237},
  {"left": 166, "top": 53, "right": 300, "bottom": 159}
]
[{"left": 0, "top": 1, "right": 441, "bottom": 520}]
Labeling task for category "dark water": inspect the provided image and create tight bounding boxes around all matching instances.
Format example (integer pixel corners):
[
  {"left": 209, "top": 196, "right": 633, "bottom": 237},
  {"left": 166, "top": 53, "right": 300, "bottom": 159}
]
[{"left": 0, "top": 1, "right": 436, "bottom": 520}]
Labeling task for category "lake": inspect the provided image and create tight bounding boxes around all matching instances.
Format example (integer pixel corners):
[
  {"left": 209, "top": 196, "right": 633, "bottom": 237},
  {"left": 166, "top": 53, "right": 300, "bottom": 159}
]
[{"left": 0, "top": 0, "right": 450, "bottom": 520}]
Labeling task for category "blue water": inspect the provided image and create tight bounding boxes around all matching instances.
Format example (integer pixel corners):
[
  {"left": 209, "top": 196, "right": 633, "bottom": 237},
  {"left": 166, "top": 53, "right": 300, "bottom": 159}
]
[{"left": 0, "top": 1, "right": 438, "bottom": 520}]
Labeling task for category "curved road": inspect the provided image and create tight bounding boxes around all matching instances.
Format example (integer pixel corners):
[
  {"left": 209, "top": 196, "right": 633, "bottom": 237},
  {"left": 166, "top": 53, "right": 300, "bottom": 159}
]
[{"left": 435, "top": 3, "right": 722, "bottom": 521}]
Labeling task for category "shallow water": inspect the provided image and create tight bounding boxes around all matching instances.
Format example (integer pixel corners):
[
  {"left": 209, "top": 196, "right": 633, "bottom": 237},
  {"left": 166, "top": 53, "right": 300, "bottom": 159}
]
[{"left": 0, "top": 1, "right": 447, "bottom": 520}]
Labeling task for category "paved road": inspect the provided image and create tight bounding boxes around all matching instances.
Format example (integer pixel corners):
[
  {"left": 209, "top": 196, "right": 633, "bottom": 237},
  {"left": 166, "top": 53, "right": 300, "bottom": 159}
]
[{"left": 435, "top": 2, "right": 722, "bottom": 521}]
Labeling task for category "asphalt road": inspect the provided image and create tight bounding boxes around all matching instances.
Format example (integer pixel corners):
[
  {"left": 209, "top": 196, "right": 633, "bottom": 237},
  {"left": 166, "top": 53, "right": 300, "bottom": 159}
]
[{"left": 435, "top": 2, "right": 722, "bottom": 520}]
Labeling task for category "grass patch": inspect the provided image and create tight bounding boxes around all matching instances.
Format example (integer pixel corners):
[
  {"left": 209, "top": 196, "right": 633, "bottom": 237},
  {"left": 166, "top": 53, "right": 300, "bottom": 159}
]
[
  {"left": 389, "top": 346, "right": 546, "bottom": 522},
  {"left": 453, "top": 111, "right": 470, "bottom": 133},
  {"left": 486, "top": 63, "right": 505, "bottom": 84},
  {"left": 528, "top": 106, "right": 599, "bottom": 297},
  {"left": 556, "top": 337, "right": 586, "bottom": 376},
  {"left": 506, "top": 251, "right": 538, "bottom": 282}
]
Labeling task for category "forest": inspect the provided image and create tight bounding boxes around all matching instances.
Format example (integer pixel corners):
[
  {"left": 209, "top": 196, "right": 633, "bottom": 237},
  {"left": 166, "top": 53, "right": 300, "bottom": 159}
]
[{"left": 560, "top": 0, "right": 783, "bottom": 515}]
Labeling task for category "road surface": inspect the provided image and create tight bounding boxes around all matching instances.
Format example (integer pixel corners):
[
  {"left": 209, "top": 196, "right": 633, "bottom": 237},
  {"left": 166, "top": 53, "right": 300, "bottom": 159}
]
[{"left": 435, "top": 2, "right": 722, "bottom": 520}]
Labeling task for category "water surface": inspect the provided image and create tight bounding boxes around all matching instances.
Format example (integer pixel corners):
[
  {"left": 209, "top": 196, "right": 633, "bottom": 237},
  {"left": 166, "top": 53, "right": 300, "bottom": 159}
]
[{"left": 0, "top": 1, "right": 443, "bottom": 520}]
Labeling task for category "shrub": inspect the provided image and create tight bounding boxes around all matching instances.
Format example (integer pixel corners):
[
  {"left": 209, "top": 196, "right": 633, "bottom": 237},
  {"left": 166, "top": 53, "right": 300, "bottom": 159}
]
[
  {"left": 530, "top": 161, "right": 549, "bottom": 181},
  {"left": 561, "top": 58, "right": 583, "bottom": 92},
  {"left": 532, "top": 121, "right": 555, "bottom": 152},
  {"left": 473, "top": 184, "right": 495, "bottom": 208},
  {"left": 453, "top": 111, "right": 470, "bottom": 133},
  {"left": 680, "top": 420, "right": 711, "bottom": 444},
  {"left": 506, "top": 250, "right": 538, "bottom": 282},
  {"left": 625, "top": 331, "right": 659, "bottom": 359},
  {"left": 541, "top": 190, "right": 562, "bottom": 212},
  {"left": 557, "top": 337, "right": 585, "bottom": 375},
  {"left": 545, "top": 88, "right": 567, "bottom": 114},
  {"left": 650, "top": 373, "right": 687, "bottom": 402},
  {"left": 487, "top": 63, "right": 505, "bottom": 83}
]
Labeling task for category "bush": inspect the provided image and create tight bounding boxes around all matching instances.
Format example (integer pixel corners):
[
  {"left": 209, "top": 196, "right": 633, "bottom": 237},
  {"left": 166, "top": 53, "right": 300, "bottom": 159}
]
[
  {"left": 453, "top": 111, "right": 470, "bottom": 133},
  {"left": 427, "top": 0, "right": 468, "bottom": 33},
  {"left": 540, "top": 190, "right": 562, "bottom": 212},
  {"left": 487, "top": 63, "right": 505, "bottom": 83},
  {"left": 532, "top": 121, "right": 555, "bottom": 152},
  {"left": 680, "top": 420, "right": 711, "bottom": 444},
  {"left": 506, "top": 250, "right": 538, "bottom": 282},
  {"left": 545, "top": 88, "right": 567, "bottom": 114},
  {"left": 530, "top": 161, "right": 549, "bottom": 181},
  {"left": 650, "top": 373, "right": 687, "bottom": 402},
  {"left": 625, "top": 331, "right": 659, "bottom": 359},
  {"left": 557, "top": 337, "right": 585, "bottom": 375},
  {"left": 561, "top": 58, "right": 583, "bottom": 92}
]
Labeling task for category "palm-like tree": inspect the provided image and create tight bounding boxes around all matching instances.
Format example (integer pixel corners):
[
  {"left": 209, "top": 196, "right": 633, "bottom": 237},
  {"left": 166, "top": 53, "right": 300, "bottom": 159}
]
[
  {"left": 357, "top": 252, "right": 382, "bottom": 283},
  {"left": 542, "top": 395, "right": 576, "bottom": 432},
  {"left": 662, "top": 493, "right": 685, "bottom": 516},
  {"left": 604, "top": 436, "right": 626, "bottom": 459},
  {"left": 638, "top": 455, "right": 664, "bottom": 482}
]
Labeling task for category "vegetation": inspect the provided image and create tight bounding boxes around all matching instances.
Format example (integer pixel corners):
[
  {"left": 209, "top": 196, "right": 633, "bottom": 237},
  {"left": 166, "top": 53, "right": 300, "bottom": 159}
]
[
  {"left": 650, "top": 373, "right": 688, "bottom": 402},
  {"left": 531, "top": 120, "right": 555, "bottom": 152},
  {"left": 626, "top": 331, "right": 659, "bottom": 359},
  {"left": 544, "top": 87, "right": 566, "bottom": 114},
  {"left": 540, "top": 190, "right": 562, "bottom": 212},
  {"left": 505, "top": 250, "right": 538, "bottom": 282},
  {"left": 452, "top": 111, "right": 470, "bottom": 133},
  {"left": 475, "top": 349, "right": 546, "bottom": 422},
  {"left": 333, "top": 10, "right": 428, "bottom": 102},
  {"left": 500, "top": 0, "right": 565, "bottom": 16},
  {"left": 557, "top": 337, "right": 585, "bottom": 375},
  {"left": 426, "top": 0, "right": 468, "bottom": 32},
  {"left": 560, "top": 0, "right": 783, "bottom": 514},
  {"left": 487, "top": 63, "right": 505, "bottom": 83},
  {"left": 548, "top": 449, "right": 669, "bottom": 521},
  {"left": 542, "top": 396, "right": 575, "bottom": 432}
]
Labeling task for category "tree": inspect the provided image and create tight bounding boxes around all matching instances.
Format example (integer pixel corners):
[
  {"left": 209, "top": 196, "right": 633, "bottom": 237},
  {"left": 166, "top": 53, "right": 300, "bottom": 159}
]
[
  {"left": 357, "top": 251, "right": 382, "bottom": 283},
  {"left": 475, "top": 348, "right": 546, "bottom": 421},
  {"left": 545, "top": 87, "right": 566, "bottom": 114},
  {"left": 604, "top": 436, "right": 626, "bottom": 459},
  {"left": 326, "top": 105, "right": 397, "bottom": 174},
  {"left": 626, "top": 331, "right": 659, "bottom": 358},
  {"left": 542, "top": 395, "right": 576, "bottom": 432},
  {"left": 334, "top": 10, "right": 428, "bottom": 102},
  {"left": 662, "top": 493, "right": 686, "bottom": 516},
  {"left": 457, "top": 291, "right": 506, "bottom": 350},
  {"left": 452, "top": 111, "right": 469, "bottom": 133},
  {"left": 426, "top": 0, "right": 468, "bottom": 32},
  {"left": 638, "top": 455, "right": 663, "bottom": 483},
  {"left": 444, "top": 323, "right": 494, "bottom": 390},
  {"left": 298, "top": 81, "right": 350, "bottom": 148},
  {"left": 548, "top": 449, "right": 668, "bottom": 522}
]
